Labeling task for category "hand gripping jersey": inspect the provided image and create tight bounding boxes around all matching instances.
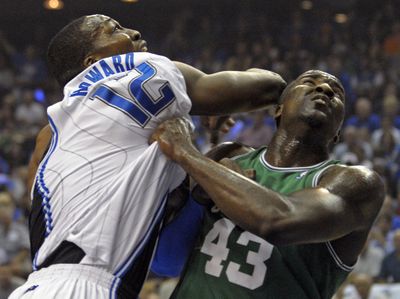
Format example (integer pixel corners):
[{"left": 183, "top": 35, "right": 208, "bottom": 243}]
[
  {"left": 172, "top": 147, "right": 354, "bottom": 299},
  {"left": 29, "top": 52, "right": 193, "bottom": 297}
]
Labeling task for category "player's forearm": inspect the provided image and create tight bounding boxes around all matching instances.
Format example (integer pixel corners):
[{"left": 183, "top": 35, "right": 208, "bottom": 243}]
[
  {"left": 177, "top": 148, "right": 292, "bottom": 239},
  {"left": 190, "top": 70, "right": 286, "bottom": 115},
  {"left": 179, "top": 153, "right": 352, "bottom": 244}
]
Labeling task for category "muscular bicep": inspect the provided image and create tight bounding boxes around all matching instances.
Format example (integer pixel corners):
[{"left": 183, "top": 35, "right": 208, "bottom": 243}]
[
  {"left": 317, "top": 165, "right": 384, "bottom": 230},
  {"left": 174, "top": 61, "right": 285, "bottom": 115},
  {"left": 174, "top": 62, "right": 238, "bottom": 114},
  {"left": 27, "top": 125, "right": 52, "bottom": 193},
  {"left": 268, "top": 166, "right": 384, "bottom": 245}
]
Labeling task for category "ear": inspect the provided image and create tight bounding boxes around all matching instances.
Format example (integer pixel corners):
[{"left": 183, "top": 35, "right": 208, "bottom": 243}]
[
  {"left": 83, "top": 55, "right": 98, "bottom": 68},
  {"left": 274, "top": 104, "right": 283, "bottom": 119},
  {"left": 333, "top": 130, "right": 341, "bottom": 144}
]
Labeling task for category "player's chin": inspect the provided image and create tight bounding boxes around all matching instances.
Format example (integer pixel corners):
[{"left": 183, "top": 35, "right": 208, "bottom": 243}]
[{"left": 134, "top": 46, "right": 148, "bottom": 52}]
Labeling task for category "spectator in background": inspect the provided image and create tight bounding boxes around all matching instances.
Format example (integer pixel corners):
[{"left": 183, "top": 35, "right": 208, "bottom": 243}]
[
  {"left": 351, "top": 274, "right": 375, "bottom": 299},
  {"left": 381, "top": 92, "right": 400, "bottom": 130},
  {"left": 15, "top": 45, "right": 47, "bottom": 86},
  {"left": 383, "top": 22, "right": 400, "bottom": 58},
  {"left": 0, "top": 52, "right": 14, "bottom": 96},
  {"left": 333, "top": 125, "right": 373, "bottom": 166},
  {"left": 370, "top": 213, "right": 393, "bottom": 253},
  {"left": 236, "top": 111, "right": 274, "bottom": 148},
  {"left": 372, "top": 116, "right": 400, "bottom": 196},
  {"left": 353, "top": 235, "right": 385, "bottom": 278},
  {"left": 345, "top": 97, "right": 381, "bottom": 132},
  {"left": 372, "top": 117, "right": 400, "bottom": 150},
  {"left": 0, "top": 93, "right": 16, "bottom": 131},
  {"left": 14, "top": 89, "right": 46, "bottom": 131},
  {"left": 379, "top": 229, "right": 400, "bottom": 282},
  {"left": 0, "top": 192, "right": 30, "bottom": 298}
]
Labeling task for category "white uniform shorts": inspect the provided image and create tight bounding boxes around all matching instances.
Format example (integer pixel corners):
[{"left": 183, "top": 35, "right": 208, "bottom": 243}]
[{"left": 9, "top": 264, "right": 121, "bottom": 299}]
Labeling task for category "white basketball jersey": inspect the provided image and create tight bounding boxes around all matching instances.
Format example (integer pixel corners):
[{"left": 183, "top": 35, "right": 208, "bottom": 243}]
[{"left": 30, "top": 53, "right": 193, "bottom": 283}]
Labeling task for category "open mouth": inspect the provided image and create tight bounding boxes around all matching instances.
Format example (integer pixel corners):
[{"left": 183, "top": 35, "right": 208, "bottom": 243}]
[
  {"left": 313, "top": 98, "right": 327, "bottom": 106},
  {"left": 311, "top": 94, "right": 330, "bottom": 106}
]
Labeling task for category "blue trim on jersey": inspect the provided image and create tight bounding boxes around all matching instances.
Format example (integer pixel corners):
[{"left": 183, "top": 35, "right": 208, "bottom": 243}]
[
  {"left": 109, "top": 276, "right": 121, "bottom": 299},
  {"left": 38, "top": 116, "right": 58, "bottom": 237},
  {"left": 110, "top": 192, "right": 168, "bottom": 298},
  {"left": 32, "top": 252, "right": 39, "bottom": 271},
  {"left": 114, "top": 192, "right": 168, "bottom": 277},
  {"left": 32, "top": 116, "right": 59, "bottom": 270}
]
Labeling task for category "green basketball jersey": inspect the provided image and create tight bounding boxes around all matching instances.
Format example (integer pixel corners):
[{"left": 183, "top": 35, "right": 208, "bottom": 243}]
[{"left": 172, "top": 147, "right": 353, "bottom": 299}]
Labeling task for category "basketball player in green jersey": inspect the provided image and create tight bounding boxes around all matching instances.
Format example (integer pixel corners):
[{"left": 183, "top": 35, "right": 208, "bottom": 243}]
[{"left": 151, "top": 70, "right": 384, "bottom": 299}]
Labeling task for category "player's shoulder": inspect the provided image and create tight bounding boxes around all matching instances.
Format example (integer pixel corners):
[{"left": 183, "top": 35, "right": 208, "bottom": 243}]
[
  {"left": 137, "top": 51, "right": 174, "bottom": 65},
  {"left": 323, "top": 164, "right": 381, "bottom": 182},
  {"left": 134, "top": 52, "right": 182, "bottom": 78},
  {"left": 320, "top": 164, "right": 384, "bottom": 203},
  {"left": 205, "top": 142, "right": 254, "bottom": 161}
]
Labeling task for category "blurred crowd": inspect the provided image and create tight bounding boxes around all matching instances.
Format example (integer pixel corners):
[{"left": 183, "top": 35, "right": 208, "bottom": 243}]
[{"left": 1, "top": 1, "right": 400, "bottom": 298}]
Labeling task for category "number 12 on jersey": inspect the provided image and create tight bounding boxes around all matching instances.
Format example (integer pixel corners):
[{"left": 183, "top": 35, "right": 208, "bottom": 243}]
[
  {"left": 91, "top": 62, "right": 176, "bottom": 127},
  {"left": 200, "top": 218, "right": 274, "bottom": 290}
]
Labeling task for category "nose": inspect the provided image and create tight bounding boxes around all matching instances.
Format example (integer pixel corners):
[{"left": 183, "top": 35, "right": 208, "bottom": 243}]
[
  {"left": 130, "top": 30, "right": 141, "bottom": 41},
  {"left": 315, "top": 83, "right": 334, "bottom": 98}
]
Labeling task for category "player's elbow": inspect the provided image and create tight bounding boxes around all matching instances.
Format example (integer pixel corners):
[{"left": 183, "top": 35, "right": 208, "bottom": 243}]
[
  {"left": 258, "top": 221, "right": 293, "bottom": 246},
  {"left": 261, "top": 74, "right": 287, "bottom": 104},
  {"left": 245, "top": 212, "right": 293, "bottom": 246}
]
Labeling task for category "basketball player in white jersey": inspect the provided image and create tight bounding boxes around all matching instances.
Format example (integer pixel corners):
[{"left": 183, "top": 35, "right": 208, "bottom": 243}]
[{"left": 10, "top": 14, "right": 285, "bottom": 299}]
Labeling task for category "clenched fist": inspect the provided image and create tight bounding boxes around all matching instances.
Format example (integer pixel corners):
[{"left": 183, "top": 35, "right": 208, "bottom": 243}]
[{"left": 150, "top": 117, "right": 197, "bottom": 162}]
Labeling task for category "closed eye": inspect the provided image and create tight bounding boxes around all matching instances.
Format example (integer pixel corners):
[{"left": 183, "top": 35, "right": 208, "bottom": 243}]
[
  {"left": 113, "top": 24, "right": 122, "bottom": 32},
  {"left": 302, "top": 80, "right": 314, "bottom": 85}
]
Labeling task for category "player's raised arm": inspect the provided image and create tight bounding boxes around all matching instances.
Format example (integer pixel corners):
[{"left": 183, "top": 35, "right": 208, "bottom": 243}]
[{"left": 174, "top": 62, "right": 286, "bottom": 115}]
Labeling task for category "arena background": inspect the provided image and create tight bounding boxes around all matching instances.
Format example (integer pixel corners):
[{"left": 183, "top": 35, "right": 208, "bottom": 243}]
[{"left": 1, "top": 0, "right": 400, "bottom": 298}]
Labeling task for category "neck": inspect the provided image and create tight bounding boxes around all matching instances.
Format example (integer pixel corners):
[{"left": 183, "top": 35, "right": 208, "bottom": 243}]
[{"left": 265, "top": 128, "right": 330, "bottom": 167}]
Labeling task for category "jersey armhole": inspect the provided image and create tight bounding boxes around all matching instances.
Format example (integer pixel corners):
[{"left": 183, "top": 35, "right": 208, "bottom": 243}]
[
  {"left": 325, "top": 242, "right": 356, "bottom": 272},
  {"left": 312, "top": 164, "right": 357, "bottom": 272}
]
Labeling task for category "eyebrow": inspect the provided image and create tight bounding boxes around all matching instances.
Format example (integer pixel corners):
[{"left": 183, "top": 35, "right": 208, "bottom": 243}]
[
  {"left": 91, "top": 18, "right": 114, "bottom": 36},
  {"left": 300, "top": 74, "right": 344, "bottom": 93}
]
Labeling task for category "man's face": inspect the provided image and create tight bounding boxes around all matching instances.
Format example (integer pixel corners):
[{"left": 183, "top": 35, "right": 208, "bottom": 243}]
[
  {"left": 278, "top": 70, "right": 345, "bottom": 137},
  {"left": 83, "top": 14, "right": 147, "bottom": 61}
]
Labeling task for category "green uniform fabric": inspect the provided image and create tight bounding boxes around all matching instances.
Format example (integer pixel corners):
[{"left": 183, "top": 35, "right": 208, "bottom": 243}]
[{"left": 172, "top": 147, "right": 352, "bottom": 299}]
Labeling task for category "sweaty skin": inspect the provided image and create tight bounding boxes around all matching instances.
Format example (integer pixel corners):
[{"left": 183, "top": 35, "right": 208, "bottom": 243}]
[{"left": 151, "top": 71, "right": 384, "bottom": 266}]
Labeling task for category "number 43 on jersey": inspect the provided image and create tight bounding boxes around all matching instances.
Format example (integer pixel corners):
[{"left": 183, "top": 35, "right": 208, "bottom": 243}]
[{"left": 201, "top": 218, "right": 274, "bottom": 290}]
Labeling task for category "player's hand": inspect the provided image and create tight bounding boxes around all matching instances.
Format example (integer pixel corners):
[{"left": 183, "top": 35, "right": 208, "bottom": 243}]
[
  {"left": 200, "top": 116, "right": 235, "bottom": 146},
  {"left": 150, "top": 117, "right": 197, "bottom": 162}
]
